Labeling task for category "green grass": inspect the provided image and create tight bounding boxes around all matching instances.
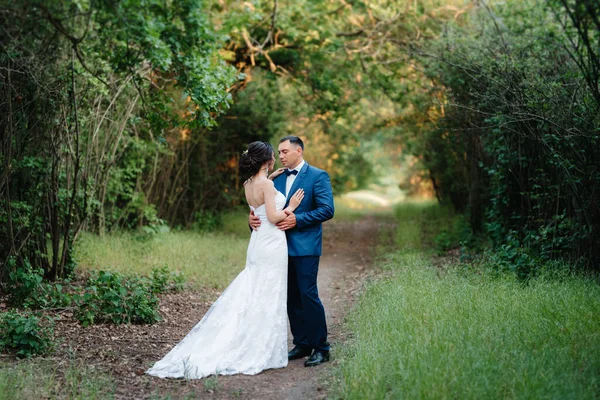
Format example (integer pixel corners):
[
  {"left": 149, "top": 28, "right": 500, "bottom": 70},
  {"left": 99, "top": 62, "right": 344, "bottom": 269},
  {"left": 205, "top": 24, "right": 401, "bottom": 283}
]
[
  {"left": 393, "top": 200, "right": 436, "bottom": 251},
  {"left": 75, "top": 229, "right": 249, "bottom": 290},
  {"left": 0, "top": 360, "right": 114, "bottom": 399},
  {"left": 220, "top": 207, "right": 255, "bottom": 237},
  {"left": 75, "top": 196, "right": 372, "bottom": 290},
  {"left": 334, "top": 202, "right": 600, "bottom": 399}
]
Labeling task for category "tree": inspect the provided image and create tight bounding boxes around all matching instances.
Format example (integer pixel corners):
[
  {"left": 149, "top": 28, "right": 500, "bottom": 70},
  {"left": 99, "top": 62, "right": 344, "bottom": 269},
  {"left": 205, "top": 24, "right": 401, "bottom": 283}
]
[{"left": 0, "top": 0, "right": 236, "bottom": 281}]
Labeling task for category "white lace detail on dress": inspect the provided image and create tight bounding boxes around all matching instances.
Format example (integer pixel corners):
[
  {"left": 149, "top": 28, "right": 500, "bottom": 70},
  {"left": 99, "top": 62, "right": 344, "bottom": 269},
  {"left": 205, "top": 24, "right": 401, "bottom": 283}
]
[{"left": 146, "top": 191, "right": 288, "bottom": 379}]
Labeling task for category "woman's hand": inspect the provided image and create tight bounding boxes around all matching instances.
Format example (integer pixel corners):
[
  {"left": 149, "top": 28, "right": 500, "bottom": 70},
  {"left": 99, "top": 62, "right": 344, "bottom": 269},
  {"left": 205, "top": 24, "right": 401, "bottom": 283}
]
[
  {"left": 288, "top": 188, "right": 304, "bottom": 210},
  {"left": 269, "top": 168, "right": 286, "bottom": 180}
]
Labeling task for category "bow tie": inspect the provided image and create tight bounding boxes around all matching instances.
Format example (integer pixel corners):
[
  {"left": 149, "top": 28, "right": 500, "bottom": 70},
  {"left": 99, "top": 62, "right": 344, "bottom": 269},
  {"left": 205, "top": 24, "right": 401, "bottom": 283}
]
[{"left": 285, "top": 169, "right": 298, "bottom": 176}]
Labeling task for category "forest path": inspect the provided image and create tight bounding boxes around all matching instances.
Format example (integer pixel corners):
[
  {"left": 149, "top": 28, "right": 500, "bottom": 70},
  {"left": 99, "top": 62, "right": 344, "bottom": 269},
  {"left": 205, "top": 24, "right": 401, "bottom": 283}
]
[
  {"left": 189, "top": 215, "right": 381, "bottom": 400},
  {"left": 56, "top": 215, "right": 382, "bottom": 399}
]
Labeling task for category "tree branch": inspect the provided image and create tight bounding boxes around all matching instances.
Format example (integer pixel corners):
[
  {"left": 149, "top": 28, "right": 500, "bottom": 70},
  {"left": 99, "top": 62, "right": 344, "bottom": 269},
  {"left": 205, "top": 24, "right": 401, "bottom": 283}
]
[{"left": 336, "top": 29, "right": 365, "bottom": 37}]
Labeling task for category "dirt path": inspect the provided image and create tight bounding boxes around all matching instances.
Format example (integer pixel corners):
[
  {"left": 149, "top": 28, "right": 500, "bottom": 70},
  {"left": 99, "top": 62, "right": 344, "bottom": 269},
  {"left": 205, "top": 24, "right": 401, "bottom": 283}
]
[
  {"left": 280, "top": 215, "right": 379, "bottom": 400},
  {"left": 48, "top": 215, "right": 381, "bottom": 399}
]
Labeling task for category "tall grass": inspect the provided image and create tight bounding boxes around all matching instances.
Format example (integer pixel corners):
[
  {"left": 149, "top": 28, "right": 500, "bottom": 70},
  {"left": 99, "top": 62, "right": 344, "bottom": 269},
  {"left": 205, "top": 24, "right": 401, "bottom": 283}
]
[
  {"left": 0, "top": 360, "right": 114, "bottom": 399},
  {"left": 334, "top": 202, "right": 600, "bottom": 399},
  {"left": 75, "top": 229, "right": 249, "bottom": 290},
  {"left": 75, "top": 196, "right": 371, "bottom": 289},
  {"left": 220, "top": 207, "right": 255, "bottom": 237}
]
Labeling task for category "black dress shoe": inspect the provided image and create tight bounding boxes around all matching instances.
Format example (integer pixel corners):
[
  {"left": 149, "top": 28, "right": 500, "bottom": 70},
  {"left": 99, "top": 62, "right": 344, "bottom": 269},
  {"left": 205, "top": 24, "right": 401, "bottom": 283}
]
[
  {"left": 304, "top": 350, "right": 330, "bottom": 367},
  {"left": 288, "top": 346, "right": 312, "bottom": 360}
]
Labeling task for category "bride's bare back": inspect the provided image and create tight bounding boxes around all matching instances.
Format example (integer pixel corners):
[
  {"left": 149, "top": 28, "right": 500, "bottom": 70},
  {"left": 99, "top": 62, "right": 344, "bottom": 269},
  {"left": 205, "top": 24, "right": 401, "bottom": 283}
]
[{"left": 244, "top": 174, "right": 304, "bottom": 225}]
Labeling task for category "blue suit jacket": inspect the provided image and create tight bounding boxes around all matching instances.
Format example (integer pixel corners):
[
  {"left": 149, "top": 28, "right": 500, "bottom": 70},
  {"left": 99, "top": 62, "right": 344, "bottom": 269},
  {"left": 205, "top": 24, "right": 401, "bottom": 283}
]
[{"left": 274, "top": 163, "right": 335, "bottom": 257}]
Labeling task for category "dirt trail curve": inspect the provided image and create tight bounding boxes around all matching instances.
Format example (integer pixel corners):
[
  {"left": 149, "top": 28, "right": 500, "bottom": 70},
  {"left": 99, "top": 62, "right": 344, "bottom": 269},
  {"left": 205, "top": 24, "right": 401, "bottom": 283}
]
[{"left": 50, "top": 216, "right": 380, "bottom": 399}]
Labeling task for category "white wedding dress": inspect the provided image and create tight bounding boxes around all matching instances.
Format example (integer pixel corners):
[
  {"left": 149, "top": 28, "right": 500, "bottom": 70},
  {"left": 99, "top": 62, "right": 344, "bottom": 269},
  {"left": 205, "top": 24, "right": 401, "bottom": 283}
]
[{"left": 146, "top": 191, "right": 289, "bottom": 379}]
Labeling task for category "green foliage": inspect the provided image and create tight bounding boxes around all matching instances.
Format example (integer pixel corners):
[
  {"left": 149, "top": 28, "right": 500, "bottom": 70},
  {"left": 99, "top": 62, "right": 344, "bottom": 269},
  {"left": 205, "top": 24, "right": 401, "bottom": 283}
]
[
  {"left": 488, "top": 232, "right": 540, "bottom": 280},
  {"left": 99, "top": 137, "right": 170, "bottom": 232},
  {"left": 6, "top": 259, "right": 184, "bottom": 329},
  {"left": 208, "top": 2, "right": 379, "bottom": 193},
  {"left": 3, "top": 0, "right": 597, "bottom": 293},
  {"left": 192, "top": 210, "right": 223, "bottom": 233},
  {"left": 150, "top": 265, "right": 185, "bottom": 294},
  {"left": 72, "top": 265, "right": 182, "bottom": 326},
  {"left": 90, "top": 0, "right": 238, "bottom": 128},
  {"left": 414, "top": 0, "right": 600, "bottom": 270},
  {"left": 0, "top": 359, "right": 114, "bottom": 399},
  {"left": 75, "top": 230, "right": 246, "bottom": 290},
  {"left": 76, "top": 271, "right": 161, "bottom": 326},
  {"left": 334, "top": 202, "right": 600, "bottom": 399},
  {"left": 0, "top": 311, "right": 54, "bottom": 358},
  {"left": 433, "top": 215, "right": 474, "bottom": 254},
  {"left": 6, "top": 258, "right": 43, "bottom": 308},
  {"left": 335, "top": 253, "right": 600, "bottom": 399},
  {"left": 219, "top": 207, "right": 254, "bottom": 237},
  {"left": 7, "top": 258, "right": 73, "bottom": 310},
  {"left": 393, "top": 201, "right": 478, "bottom": 256},
  {"left": 1, "top": 0, "right": 236, "bottom": 284}
]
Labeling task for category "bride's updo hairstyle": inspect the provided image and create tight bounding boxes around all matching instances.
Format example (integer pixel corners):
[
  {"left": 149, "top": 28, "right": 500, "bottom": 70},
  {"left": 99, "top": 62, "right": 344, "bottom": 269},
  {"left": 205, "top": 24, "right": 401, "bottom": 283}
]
[{"left": 239, "top": 141, "right": 274, "bottom": 182}]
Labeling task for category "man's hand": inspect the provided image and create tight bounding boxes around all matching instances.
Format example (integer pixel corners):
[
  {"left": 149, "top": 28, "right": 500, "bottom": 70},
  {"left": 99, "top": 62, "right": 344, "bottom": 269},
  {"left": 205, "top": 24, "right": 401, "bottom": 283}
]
[
  {"left": 249, "top": 210, "right": 261, "bottom": 231},
  {"left": 276, "top": 211, "right": 297, "bottom": 231}
]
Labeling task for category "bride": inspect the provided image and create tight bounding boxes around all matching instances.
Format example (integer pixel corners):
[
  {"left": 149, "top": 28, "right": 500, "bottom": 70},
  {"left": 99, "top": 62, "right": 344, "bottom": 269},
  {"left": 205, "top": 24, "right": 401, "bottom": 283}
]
[{"left": 146, "top": 141, "right": 304, "bottom": 379}]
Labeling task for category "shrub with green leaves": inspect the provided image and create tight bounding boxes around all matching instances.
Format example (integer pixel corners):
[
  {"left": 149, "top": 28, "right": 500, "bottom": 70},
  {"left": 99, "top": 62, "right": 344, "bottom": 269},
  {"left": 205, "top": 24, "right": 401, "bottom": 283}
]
[
  {"left": 76, "top": 271, "right": 160, "bottom": 327},
  {"left": 6, "top": 258, "right": 43, "bottom": 307},
  {"left": 433, "top": 215, "right": 476, "bottom": 255},
  {"left": 416, "top": 0, "right": 600, "bottom": 272},
  {"left": 0, "top": 311, "right": 54, "bottom": 357},
  {"left": 150, "top": 265, "right": 185, "bottom": 294},
  {"left": 192, "top": 210, "right": 223, "bottom": 233},
  {"left": 7, "top": 258, "right": 73, "bottom": 309}
]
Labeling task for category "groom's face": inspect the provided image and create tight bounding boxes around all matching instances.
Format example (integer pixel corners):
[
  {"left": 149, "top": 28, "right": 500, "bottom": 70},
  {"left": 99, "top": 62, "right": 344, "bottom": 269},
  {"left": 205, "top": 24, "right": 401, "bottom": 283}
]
[{"left": 278, "top": 140, "right": 302, "bottom": 169}]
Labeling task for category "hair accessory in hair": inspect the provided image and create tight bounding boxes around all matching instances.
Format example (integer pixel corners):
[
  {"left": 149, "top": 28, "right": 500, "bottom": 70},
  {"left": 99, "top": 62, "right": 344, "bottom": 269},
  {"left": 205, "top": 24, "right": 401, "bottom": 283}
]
[{"left": 242, "top": 150, "right": 248, "bottom": 156}]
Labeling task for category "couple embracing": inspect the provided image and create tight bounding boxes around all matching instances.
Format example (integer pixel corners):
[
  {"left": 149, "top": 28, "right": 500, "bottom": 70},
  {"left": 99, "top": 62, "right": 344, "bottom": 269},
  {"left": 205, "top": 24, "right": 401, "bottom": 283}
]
[{"left": 147, "top": 136, "right": 335, "bottom": 379}]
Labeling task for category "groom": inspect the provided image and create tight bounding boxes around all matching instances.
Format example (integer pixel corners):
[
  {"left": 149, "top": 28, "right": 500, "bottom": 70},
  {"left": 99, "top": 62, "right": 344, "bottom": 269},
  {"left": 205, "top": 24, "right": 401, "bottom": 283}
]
[{"left": 250, "top": 136, "right": 335, "bottom": 367}]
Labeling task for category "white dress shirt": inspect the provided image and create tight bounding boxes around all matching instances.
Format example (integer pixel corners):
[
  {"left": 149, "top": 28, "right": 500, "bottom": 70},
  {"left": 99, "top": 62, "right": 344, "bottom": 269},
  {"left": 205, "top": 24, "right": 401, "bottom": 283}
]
[{"left": 285, "top": 160, "right": 305, "bottom": 197}]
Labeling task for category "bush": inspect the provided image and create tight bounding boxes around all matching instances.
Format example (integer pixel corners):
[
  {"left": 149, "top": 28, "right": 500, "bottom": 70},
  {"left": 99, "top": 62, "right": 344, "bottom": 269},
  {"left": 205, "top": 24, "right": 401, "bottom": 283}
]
[
  {"left": 75, "top": 271, "right": 160, "bottom": 326},
  {"left": 433, "top": 215, "right": 477, "bottom": 255},
  {"left": 8, "top": 259, "right": 183, "bottom": 328},
  {"left": 0, "top": 311, "right": 54, "bottom": 357},
  {"left": 7, "top": 258, "right": 73, "bottom": 309},
  {"left": 417, "top": 0, "right": 600, "bottom": 269},
  {"left": 6, "top": 258, "right": 43, "bottom": 307},
  {"left": 150, "top": 265, "right": 185, "bottom": 294},
  {"left": 7, "top": 262, "right": 188, "bottom": 331},
  {"left": 487, "top": 234, "right": 539, "bottom": 280},
  {"left": 192, "top": 210, "right": 223, "bottom": 232}
]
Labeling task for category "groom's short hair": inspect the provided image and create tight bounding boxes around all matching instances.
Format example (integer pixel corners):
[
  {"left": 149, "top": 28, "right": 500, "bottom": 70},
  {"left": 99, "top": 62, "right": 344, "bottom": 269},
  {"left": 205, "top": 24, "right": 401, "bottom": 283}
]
[{"left": 280, "top": 135, "right": 304, "bottom": 150}]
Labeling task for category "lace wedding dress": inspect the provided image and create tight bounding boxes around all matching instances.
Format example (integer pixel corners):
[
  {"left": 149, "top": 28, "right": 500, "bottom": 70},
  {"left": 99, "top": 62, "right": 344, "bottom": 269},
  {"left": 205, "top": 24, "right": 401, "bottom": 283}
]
[{"left": 146, "top": 191, "right": 288, "bottom": 379}]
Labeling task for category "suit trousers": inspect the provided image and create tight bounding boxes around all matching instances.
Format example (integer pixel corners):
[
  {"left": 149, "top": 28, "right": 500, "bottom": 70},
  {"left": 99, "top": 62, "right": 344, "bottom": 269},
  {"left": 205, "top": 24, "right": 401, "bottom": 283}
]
[{"left": 287, "top": 255, "right": 330, "bottom": 352}]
